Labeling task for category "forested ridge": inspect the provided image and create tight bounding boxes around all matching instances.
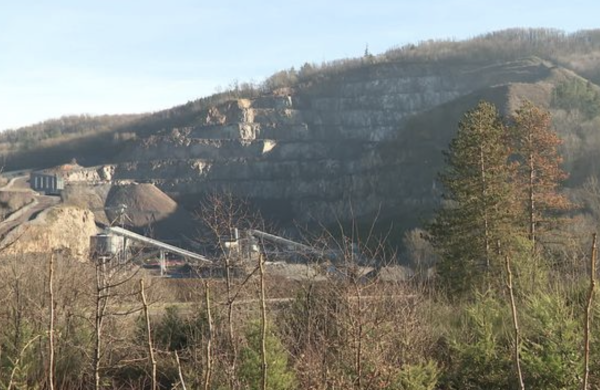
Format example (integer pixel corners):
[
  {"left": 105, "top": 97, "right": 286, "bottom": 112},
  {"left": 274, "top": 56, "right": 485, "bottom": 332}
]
[{"left": 4, "top": 28, "right": 600, "bottom": 171}]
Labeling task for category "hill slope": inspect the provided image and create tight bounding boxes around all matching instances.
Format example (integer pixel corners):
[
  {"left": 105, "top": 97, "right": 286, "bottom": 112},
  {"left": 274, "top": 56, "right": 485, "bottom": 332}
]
[{"left": 5, "top": 29, "right": 600, "bottom": 232}]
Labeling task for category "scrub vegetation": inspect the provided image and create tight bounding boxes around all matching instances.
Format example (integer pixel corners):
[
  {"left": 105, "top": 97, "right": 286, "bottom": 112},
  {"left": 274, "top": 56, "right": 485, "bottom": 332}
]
[{"left": 1, "top": 101, "right": 600, "bottom": 390}]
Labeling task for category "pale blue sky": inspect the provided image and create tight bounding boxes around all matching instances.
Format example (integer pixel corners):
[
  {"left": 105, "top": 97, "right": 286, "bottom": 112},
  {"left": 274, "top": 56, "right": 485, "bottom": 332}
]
[{"left": 1, "top": 0, "right": 598, "bottom": 130}]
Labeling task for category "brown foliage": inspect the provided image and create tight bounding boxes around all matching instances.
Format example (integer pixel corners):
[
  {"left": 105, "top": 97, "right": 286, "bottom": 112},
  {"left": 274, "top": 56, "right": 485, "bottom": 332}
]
[{"left": 511, "top": 102, "right": 572, "bottom": 245}]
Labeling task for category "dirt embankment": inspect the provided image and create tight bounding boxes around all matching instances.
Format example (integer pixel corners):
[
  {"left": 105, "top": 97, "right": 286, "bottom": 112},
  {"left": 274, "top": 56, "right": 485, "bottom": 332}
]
[
  {"left": 0, "top": 191, "right": 35, "bottom": 221},
  {"left": 0, "top": 205, "right": 98, "bottom": 258}
]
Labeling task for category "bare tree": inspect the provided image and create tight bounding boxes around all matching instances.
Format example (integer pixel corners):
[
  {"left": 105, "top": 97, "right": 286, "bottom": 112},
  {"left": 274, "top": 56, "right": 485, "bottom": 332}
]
[
  {"left": 174, "top": 351, "right": 188, "bottom": 390},
  {"left": 505, "top": 255, "right": 525, "bottom": 390},
  {"left": 203, "top": 281, "right": 213, "bottom": 390},
  {"left": 139, "top": 279, "right": 157, "bottom": 390},
  {"left": 197, "top": 191, "right": 262, "bottom": 388},
  {"left": 403, "top": 228, "right": 437, "bottom": 281},
  {"left": 47, "top": 252, "right": 55, "bottom": 390},
  {"left": 91, "top": 251, "right": 141, "bottom": 390},
  {"left": 7, "top": 335, "right": 41, "bottom": 390},
  {"left": 582, "top": 233, "right": 597, "bottom": 390},
  {"left": 258, "top": 253, "right": 268, "bottom": 390},
  {"left": 273, "top": 214, "right": 438, "bottom": 389},
  {"left": 0, "top": 254, "right": 46, "bottom": 388},
  {"left": 92, "top": 257, "right": 109, "bottom": 390}
]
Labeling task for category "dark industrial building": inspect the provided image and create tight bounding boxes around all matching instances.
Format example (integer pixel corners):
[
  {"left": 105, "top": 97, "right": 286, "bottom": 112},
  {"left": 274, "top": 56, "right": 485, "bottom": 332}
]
[{"left": 30, "top": 171, "right": 64, "bottom": 195}]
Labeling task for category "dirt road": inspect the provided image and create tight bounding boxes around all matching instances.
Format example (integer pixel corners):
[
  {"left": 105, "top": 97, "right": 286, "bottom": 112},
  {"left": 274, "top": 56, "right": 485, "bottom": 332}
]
[{"left": 0, "top": 175, "right": 61, "bottom": 241}]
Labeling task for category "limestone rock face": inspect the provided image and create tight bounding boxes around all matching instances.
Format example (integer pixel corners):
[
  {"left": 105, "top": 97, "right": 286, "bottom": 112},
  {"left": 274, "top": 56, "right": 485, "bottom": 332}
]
[
  {"left": 2, "top": 206, "right": 97, "bottom": 258},
  {"left": 110, "top": 57, "right": 561, "bottom": 226}
]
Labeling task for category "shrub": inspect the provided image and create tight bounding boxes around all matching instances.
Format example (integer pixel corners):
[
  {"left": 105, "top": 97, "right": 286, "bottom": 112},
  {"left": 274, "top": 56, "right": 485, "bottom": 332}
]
[
  {"left": 238, "top": 321, "right": 297, "bottom": 390},
  {"left": 521, "top": 292, "right": 582, "bottom": 389},
  {"left": 552, "top": 78, "right": 600, "bottom": 119},
  {"left": 392, "top": 360, "right": 440, "bottom": 390},
  {"left": 440, "top": 292, "right": 513, "bottom": 389}
]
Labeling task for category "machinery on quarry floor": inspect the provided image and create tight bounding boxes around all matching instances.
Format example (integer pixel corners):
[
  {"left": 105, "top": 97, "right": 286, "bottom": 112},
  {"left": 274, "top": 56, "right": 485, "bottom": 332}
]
[
  {"left": 225, "top": 228, "right": 343, "bottom": 262},
  {"left": 247, "top": 229, "right": 328, "bottom": 258},
  {"left": 90, "top": 226, "right": 211, "bottom": 276},
  {"left": 90, "top": 225, "right": 349, "bottom": 278}
]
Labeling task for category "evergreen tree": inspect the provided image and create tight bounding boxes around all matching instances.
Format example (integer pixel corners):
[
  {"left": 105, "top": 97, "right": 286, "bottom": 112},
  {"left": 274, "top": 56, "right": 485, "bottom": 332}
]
[
  {"left": 430, "top": 101, "right": 516, "bottom": 294},
  {"left": 238, "top": 321, "right": 297, "bottom": 390},
  {"left": 510, "top": 102, "right": 570, "bottom": 248}
]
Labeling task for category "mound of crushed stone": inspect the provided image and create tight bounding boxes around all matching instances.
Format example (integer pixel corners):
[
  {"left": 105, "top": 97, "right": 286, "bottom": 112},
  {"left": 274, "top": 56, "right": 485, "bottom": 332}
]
[
  {"left": 105, "top": 183, "right": 178, "bottom": 227},
  {"left": 105, "top": 183, "right": 196, "bottom": 240},
  {"left": 62, "top": 183, "right": 112, "bottom": 225}
]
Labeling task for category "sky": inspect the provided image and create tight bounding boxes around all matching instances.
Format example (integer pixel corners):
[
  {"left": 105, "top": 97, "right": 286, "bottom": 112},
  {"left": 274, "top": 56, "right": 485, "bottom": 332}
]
[{"left": 1, "top": 0, "right": 599, "bottom": 131}]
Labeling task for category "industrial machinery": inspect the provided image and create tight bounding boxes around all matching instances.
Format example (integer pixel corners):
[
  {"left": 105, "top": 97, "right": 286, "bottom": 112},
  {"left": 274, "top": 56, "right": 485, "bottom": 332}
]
[
  {"left": 90, "top": 233, "right": 126, "bottom": 260},
  {"left": 90, "top": 226, "right": 211, "bottom": 276},
  {"left": 244, "top": 229, "right": 362, "bottom": 263},
  {"left": 247, "top": 229, "right": 321, "bottom": 255},
  {"left": 224, "top": 228, "right": 340, "bottom": 262}
]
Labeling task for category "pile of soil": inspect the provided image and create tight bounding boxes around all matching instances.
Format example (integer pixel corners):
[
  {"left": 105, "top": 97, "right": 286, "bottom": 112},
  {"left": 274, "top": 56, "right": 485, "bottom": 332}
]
[
  {"left": 105, "top": 183, "right": 196, "bottom": 240},
  {"left": 62, "top": 183, "right": 112, "bottom": 225},
  {"left": 105, "top": 183, "right": 178, "bottom": 227}
]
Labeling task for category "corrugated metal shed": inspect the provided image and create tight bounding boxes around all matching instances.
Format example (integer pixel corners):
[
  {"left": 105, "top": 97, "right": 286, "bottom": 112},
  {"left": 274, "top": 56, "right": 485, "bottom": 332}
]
[{"left": 30, "top": 171, "right": 64, "bottom": 194}]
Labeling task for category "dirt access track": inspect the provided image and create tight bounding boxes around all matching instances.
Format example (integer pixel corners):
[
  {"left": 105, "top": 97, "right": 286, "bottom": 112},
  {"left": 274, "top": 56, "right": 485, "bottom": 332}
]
[{"left": 0, "top": 174, "right": 60, "bottom": 241}]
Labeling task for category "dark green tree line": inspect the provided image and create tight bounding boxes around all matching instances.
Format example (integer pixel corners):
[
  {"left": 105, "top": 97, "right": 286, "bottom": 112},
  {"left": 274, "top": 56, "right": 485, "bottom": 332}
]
[
  {"left": 430, "top": 101, "right": 569, "bottom": 295},
  {"left": 429, "top": 101, "right": 517, "bottom": 294}
]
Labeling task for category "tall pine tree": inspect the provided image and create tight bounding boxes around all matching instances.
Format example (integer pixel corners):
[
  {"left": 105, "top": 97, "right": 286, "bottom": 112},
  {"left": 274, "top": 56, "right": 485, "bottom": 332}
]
[
  {"left": 430, "top": 101, "right": 516, "bottom": 294},
  {"left": 510, "top": 102, "right": 570, "bottom": 248}
]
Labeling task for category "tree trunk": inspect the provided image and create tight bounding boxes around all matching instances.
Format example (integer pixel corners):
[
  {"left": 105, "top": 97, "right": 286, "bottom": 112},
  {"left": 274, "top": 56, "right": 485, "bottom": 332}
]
[
  {"left": 175, "top": 351, "right": 188, "bottom": 390},
  {"left": 505, "top": 255, "right": 525, "bottom": 390},
  {"left": 203, "top": 281, "right": 213, "bottom": 390},
  {"left": 480, "top": 147, "right": 491, "bottom": 269},
  {"left": 225, "top": 255, "right": 237, "bottom": 388},
  {"left": 47, "top": 253, "right": 55, "bottom": 390},
  {"left": 582, "top": 234, "right": 597, "bottom": 390},
  {"left": 259, "top": 254, "right": 268, "bottom": 390},
  {"left": 139, "top": 279, "right": 157, "bottom": 390},
  {"left": 354, "top": 283, "right": 363, "bottom": 390},
  {"left": 528, "top": 149, "right": 535, "bottom": 247},
  {"left": 93, "top": 259, "right": 109, "bottom": 390},
  {"left": 7, "top": 335, "right": 41, "bottom": 390}
]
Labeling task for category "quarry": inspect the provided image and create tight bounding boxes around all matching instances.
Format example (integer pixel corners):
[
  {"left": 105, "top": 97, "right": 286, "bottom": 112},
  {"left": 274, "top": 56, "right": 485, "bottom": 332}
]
[
  {"left": 0, "top": 163, "right": 408, "bottom": 282},
  {"left": 1, "top": 51, "right": 599, "bottom": 281},
  {"left": 4, "top": 28, "right": 600, "bottom": 388}
]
